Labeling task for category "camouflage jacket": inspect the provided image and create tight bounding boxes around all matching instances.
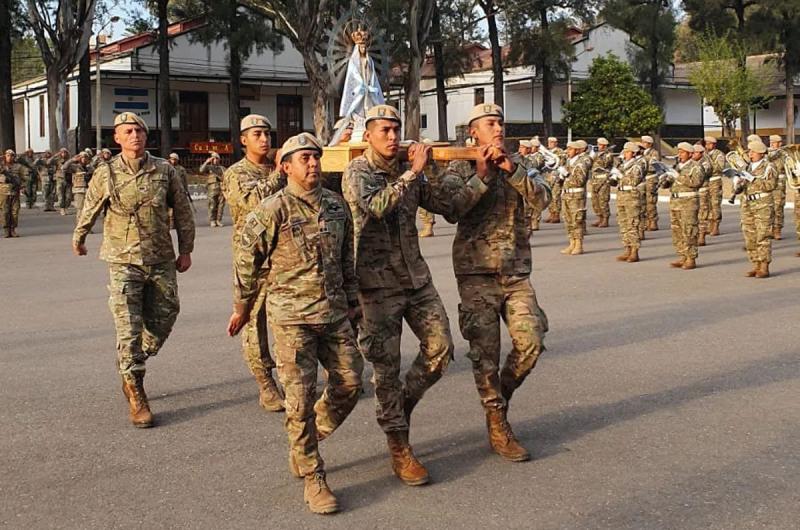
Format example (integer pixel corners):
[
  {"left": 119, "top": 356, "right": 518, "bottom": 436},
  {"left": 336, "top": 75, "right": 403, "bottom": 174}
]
[
  {"left": 707, "top": 148, "right": 726, "bottom": 178},
  {"left": 62, "top": 160, "right": 93, "bottom": 191},
  {"left": 222, "top": 157, "right": 284, "bottom": 246},
  {"left": 744, "top": 159, "right": 778, "bottom": 195},
  {"left": 767, "top": 149, "right": 787, "bottom": 178},
  {"left": 233, "top": 181, "right": 357, "bottom": 325},
  {"left": 199, "top": 161, "right": 225, "bottom": 186},
  {"left": 563, "top": 154, "right": 591, "bottom": 189},
  {"left": 526, "top": 151, "right": 546, "bottom": 171},
  {"left": 591, "top": 150, "right": 615, "bottom": 178},
  {"left": 33, "top": 157, "right": 52, "bottom": 181},
  {"left": 74, "top": 153, "right": 195, "bottom": 265},
  {"left": 642, "top": 147, "right": 661, "bottom": 177},
  {"left": 698, "top": 155, "right": 713, "bottom": 184},
  {"left": 48, "top": 154, "right": 70, "bottom": 180},
  {"left": 444, "top": 154, "right": 550, "bottom": 276},
  {"left": 0, "top": 161, "right": 23, "bottom": 195},
  {"left": 617, "top": 157, "right": 645, "bottom": 191},
  {"left": 16, "top": 154, "right": 37, "bottom": 180},
  {"left": 342, "top": 154, "right": 483, "bottom": 290},
  {"left": 671, "top": 159, "right": 704, "bottom": 194},
  {"left": 173, "top": 164, "right": 189, "bottom": 193}
]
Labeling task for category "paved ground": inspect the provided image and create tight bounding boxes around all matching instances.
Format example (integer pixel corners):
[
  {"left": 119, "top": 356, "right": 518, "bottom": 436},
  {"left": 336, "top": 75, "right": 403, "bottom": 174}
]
[{"left": 2, "top": 200, "right": 800, "bottom": 530}]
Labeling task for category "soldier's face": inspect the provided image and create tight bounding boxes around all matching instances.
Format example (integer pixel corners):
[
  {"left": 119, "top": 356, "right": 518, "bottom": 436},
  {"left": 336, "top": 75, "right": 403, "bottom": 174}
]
[
  {"left": 749, "top": 151, "right": 763, "bottom": 162},
  {"left": 623, "top": 151, "right": 634, "bottom": 160},
  {"left": 364, "top": 120, "right": 401, "bottom": 158},
  {"left": 566, "top": 147, "right": 577, "bottom": 158},
  {"left": 643, "top": 142, "right": 653, "bottom": 149},
  {"left": 169, "top": 159, "right": 177, "bottom": 166},
  {"left": 678, "top": 150, "right": 691, "bottom": 162},
  {"left": 598, "top": 144, "right": 607, "bottom": 152},
  {"left": 26, "top": 150, "right": 33, "bottom": 156},
  {"left": 241, "top": 127, "right": 271, "bottom": 156},
  {"left": 114, "top": 124, "right": 147, "bottom": 156},
  {"left": 471, "top": 117, "right": 505, "bottom": 148},
  {"left": 283, "top": 150, "right": 321, "bottom": 190},
  {"left": 692, "top": 152, "right": 702, "bottom": 161},
  {"left": 770, "top": 141, "right": 781, "bottom": 149},
  {"left": 548, "top": 140, "right": 557, "bottom": 149},
  {"left": 518, "top": 146, "right": 530, "bottom": 155},
  {"left": 3, "top": 154, "right": 12, "bottom": 164}
]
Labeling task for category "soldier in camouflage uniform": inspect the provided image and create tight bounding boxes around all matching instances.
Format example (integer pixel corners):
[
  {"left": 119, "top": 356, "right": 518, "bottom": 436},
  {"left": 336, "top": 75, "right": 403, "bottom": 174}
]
[
  {"left": 342, "top": 105, "right": 464, "bottom": 486},
  {"left": 610, "top": 142, "right": 644, "bottom": 262},
  {"left": 767, "top": 135, "right": 787, "bottom": 240},
  {"left": 544, "top": 136, "right": 564, "bottom": 223},
  {"left": 35, "top": 150, "right": 56, "bottom": 211},
  {"left": 590, "top": 138, "right": 614, "bottom": 228},
  {"left": 559, "top": 140, "right": 591, "bottom": 256},
  {"left": 62, "top": 152, "right": 93, "bottom": 221},
  {"left": 222, "top": 114, "right": 286, "bottom": 412},
  {"left": 228, "top": 133, "right": 362, "bottom": 515},
  {"left": 73, "top": 112, "right": 195, "bottom": 429},
  {"left": 444, "top": 103, "right": 550, "bottom": 463},
  {"left": 640, "top": 135, "right": 661, "bottom": 231},
  {"left": 662, "top": 142, "right": 703, "bottom": 270},
  {"left": 17, "top": 148, "right": 38, "bottom": 209},
  {"left": 49, "top": 148, "right": 71, "bottom": 215},
  {"left": 739, "top": 141, "right": 778, "bottom": 278},
  {"left": 704, "top": 137, "right": 725, "bottom": 236},
  {"left": 527, "top": 138, "right": 547, "bottom": 231},
  {"left": 1, "top": 149, "right": 23, "bottom": 237},
  {"left": 692, "top": 144, "right": 712, "bottom": 247},
  {"left": 200, "top": 152, "right": 226, "bottom": 227},
  {"left": 167, "top": 153, "right": 189, "bottom": 192}
]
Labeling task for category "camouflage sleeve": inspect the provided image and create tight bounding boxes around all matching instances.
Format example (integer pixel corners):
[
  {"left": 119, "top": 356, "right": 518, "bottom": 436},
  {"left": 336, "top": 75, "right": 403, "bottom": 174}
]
[
  {"left": 61, "top": 160, "right": 74, "bottom": 174},
  {"left": 425, "top": 161, "right": 488, "bottom": 220},
  {"left": 761, "top": 164, "right": 778, "bottom": 192},
  {"left": 678, "top": 164, "right": 704, "bottom": 188},
  {"left": 199, "top": 161, "right": 211, "bottom": 174},
  {"left": 341, "top": 205, "right": 358, "bottom": 306},
  {"left": 506, "top": 158, "right": 551, "bottom": 211},
  {"left": 221, "top": 167, "right": 241, "bottom": 204},
  {"left": 233, "top": 208, "right": 278, "bottom": 313},
  {"left": 342, "top": 163, "right": 403, "bottom": 220},
  {"left": 262, "top": 170, "right": 286, "bottom": 196},
  {"left": 73, "top": 166, "right": 110, "bottom": 245},
  {"left": 167, "top": 165, "right": 196, "bottom": 255}
]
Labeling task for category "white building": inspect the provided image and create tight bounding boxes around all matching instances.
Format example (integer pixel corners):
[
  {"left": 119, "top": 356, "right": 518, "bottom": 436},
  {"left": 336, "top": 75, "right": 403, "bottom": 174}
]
[{"left": 12, "top": 18, "right": 314, "bottom": 154}]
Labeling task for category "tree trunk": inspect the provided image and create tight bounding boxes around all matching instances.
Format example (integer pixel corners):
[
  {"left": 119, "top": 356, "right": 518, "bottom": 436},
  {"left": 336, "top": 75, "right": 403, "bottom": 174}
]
[
  {"left": 228, "top": 39, "right": 242, "bottom": 162},
  {"left": 432, "top": 6, "right": 448, "bottom": 141},
  {"left": 46, "top": 68, "right": 68, "bottom": 152},
  {"left": 787, "top": 61, "right": 795, "bottom": 144},
  {"left": 405, "top": 0, "right": 423, "bottom": 140},
  {"left": 484, "top": 1, "right": 504, "bottom": 108},
  {"left": 300, "top": 50, "right": 331, "bottom": 143},
  {"left": 0, "top": 0, "right": 14, "bottom": 150},
  {"left": 539, "top": 8, "right": 552, "bottom": 137},
  {"left": 78, "top": 45, "right": 92, "bottom": 150},
  {"left": 158, "top": 0, "right": 172, "bottom": 156}
]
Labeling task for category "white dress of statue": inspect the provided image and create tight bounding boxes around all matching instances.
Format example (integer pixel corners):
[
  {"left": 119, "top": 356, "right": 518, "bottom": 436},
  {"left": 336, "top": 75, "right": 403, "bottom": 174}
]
[{"left": 330, "top": 28, "right": 385, "bottom": 145}]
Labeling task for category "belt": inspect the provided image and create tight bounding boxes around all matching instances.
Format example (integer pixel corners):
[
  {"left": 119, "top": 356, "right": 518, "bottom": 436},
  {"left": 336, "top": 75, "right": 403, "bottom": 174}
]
[
  {"left": 564, "top": 187, "right": 585, "bottom": 193},
  {"left": 592, "top": 175, "right": 608, "bottom": 180},
  {"left": 778, "top": 176, "right": 786, "bottom": 181},
  {"left": 699, "top": 187, "right": 709, "bottom": 193},
  {"left": 745, "top": 192, "right": 771, "bottom": 201},
  {"left": 709, "top": 176, "right": 722, "bottom": 182},
  {"left": 618, "top": 185, "right": 636, "bottom": 191},
  {"left": 645, "top": 174, "right": 657, "bottom": 180},
  {"left": 671, "top": 191, "right": 699, "bottom": 199}
]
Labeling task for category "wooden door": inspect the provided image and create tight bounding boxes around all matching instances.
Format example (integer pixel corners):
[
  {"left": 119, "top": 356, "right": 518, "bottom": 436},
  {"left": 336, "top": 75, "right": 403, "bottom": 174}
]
[
  {"left": 276, "top": 95, "right": 303, "bottom": 145},
  {"left": 178, "top": 91, "right": 209, "bottom": 147}
]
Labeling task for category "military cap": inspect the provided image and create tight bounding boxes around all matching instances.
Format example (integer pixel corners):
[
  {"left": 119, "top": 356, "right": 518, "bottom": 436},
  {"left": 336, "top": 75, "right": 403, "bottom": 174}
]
[
  {"left": 101, "top": 148, "right": 112, "bottom": 155},
  {"left": 566, "top": 140, "right": 581, "bottom": 149},
  {"left": 169, "top": 152, "right": 180, "bottom": 160},
  {"left": 622, "top": 141, "right": 639, "bottom": 153},
  {"left": 114, "top": 112, "right": 149, "bottom": 133},
  {"left": 279, "top": 132, "right": 323, "bottom": 162},
  {"left": 746, "top": 134, "right": 761, "bottom": 143},
  {"left": 210, "top": 152, "right": 221, "bottom": 159},
  {"left": 575, "top": 140, "right": 588, "bottom": 150},
  {"left": 519, "top": 140, "right": 532, "bottom": 148},
  {"left": 693, "top": 144, "right": 705, "bottom": 153},
  {"left": 704, "top": 136, "right": 718, "bottom": 144},
  {"left": 748, "top": 141, "right": 767, "bottom": 154},
  {"left": 84, "top": 148, "right": 94, "bottom": 155},
  {"left": 676, "top": 142, "right": 694, "bottom": 153},
  {"left": 240, "top": 114, "right": 272, "bottom": 133},
  {"left": 641, "top": 135, "right": 654, "bottom": 144},
  {"left": 769, "top": 134, "right": 783, "bottom": 143},
  {"left": 530, "top": 138, "right": 541, "bottom": 147},
  {"left": 467, "top": 103, "right": 504, "bottom": 126},
  {"left": 547, "top": 137, "right": 558, "bottom": 143},
  {"left": 4, "top": 149, "right": 15, "bottom": 156},
  {"left": 365, "top": 104, "right": 402, "bottom": 125},
  {"left": 334, "top": 118, "right": 354, "bottom": 130},
  {"left": 597, "top": 137, "right": 609, "bottom": 145}
]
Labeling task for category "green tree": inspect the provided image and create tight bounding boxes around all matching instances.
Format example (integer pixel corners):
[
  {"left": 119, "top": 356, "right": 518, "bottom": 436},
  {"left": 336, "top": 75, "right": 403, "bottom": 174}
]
[
  {"left": 563, "top": 54, "right": 663, "bottom": 139},
  {"left": 687, "top": 32, "right": 769, "bottom": 138}
]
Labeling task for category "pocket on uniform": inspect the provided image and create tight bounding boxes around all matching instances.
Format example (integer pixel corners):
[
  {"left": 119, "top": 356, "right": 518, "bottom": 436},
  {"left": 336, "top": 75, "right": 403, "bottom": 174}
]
[
  {"left": 458, "top": 304, "right": 483, "bottom": 362},
  {"left": 357, "top": 323, "right": 386, "bottom": 363}
]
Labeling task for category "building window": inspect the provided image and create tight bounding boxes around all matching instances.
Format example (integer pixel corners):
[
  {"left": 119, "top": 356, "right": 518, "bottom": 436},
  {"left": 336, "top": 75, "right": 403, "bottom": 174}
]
[
  {"left": 421, "top": 114, "right": 428, "bottom": 129},
  {"left": 38, "top": 95, "right": 45, "bottom": 137},
  {"left": 474, "top": 87, "right": 485, "bottom": 105}
]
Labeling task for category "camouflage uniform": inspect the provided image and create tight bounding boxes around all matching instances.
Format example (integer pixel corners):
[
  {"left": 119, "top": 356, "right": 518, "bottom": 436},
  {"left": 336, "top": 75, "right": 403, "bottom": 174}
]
[
  {"left": 200, "top": 160, "right": 226, "bottom": 225},
  {"left": 525, "top": 151, "right": 546, "bottom": 230},
  {"left": 0, "top": 159, "right": 23, "bottom": 236},
  {"left": 418, "top": 208, "right": 435, "bottom": 234},
  {"left": 233, "top": 180, "right": 363, "bottom": 476},
  {"left": 49, "top": 152, "right": 72, "bottom": 211},
  {"left": 707, "top": 147, "right": 726, "bottom": 233},
  {"left": 561, "top": 152, "right": 592, "bottom": 246},
  {"left": 223, "top": 158, "right": 285, "bottom": 386},
  {"left": 38, "top": 157, "right": 56, "bottom": 211},
  {"left": 668, "top": 159, "right": 704, "bottom": 262},
  {"left": 342, "top": 149, "right": 462, "bottom": 434},
  {"left": 767, "top": 148, "right": 787, "bottom": 237},
  {"left": 740, "top": 158, "right": 777, "bottom": 266},
  {"left": 697, "top": 153, "right": 712, "bottom": 242},
  {"left": 590, "top": 149, "right": 615, "bottom": 226},
  {"left": 17, "top": 153, "right": 38, "bottom": 208},
  {"left": 62, "top": 159, "right": 93, "bottom": 221},
  {"left": 614, "top": 157, "right": 644, "bottom": 252},
  {"left": 443, "top": 154, "right": 550, "bottom": 412},
  {"left": 642, "top": 147, "right": 661, "bottom": 230},
  {"left": 73, "top": 153, "right": 196, "bottom": 374},
  {"left": 545, "top": 147, "right": 566, "bottom": 220}
]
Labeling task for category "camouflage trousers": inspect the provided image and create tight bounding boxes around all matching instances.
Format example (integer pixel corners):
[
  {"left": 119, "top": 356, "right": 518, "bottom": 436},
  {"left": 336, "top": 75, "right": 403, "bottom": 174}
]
[
  {"left": 418, "top": 208, "right": 435, "bottom": 227},
  {"left": 456, "top": 274, "right": 548, "bottom": 411},
  {"left": 709, "top": 178, "right": 723, "bottom": 224},
  {"left": 773, "top": 179, "right": 786, "bottom": 231},
  {"left": 547, "top": 174, "right": 562, "bottom": 215},
  {"left": 796, "top": 201, "right": 800, "bottom": 240},
  {"left": 524, "top": 204, "right": 542, "bottom": 231},
  {"left": 358, "top": 282, "right": 453, "bottom": 433},
  {"left": 24, "top": 177, "right": 38, "bottom": 208},
  {"left": 617, "top": 190, "right": 641, "bottom": 250},
  {"left": 698, "top": 187, "right": 710, "bottom": 235},
  {"left": 670, "top": 196, "right": 700, "bottom": 260},
  {"left": 590, "top": 177, "right": 611, "bottom": 219},
  {"left": 242, "top": 279, "right": 276, "bottom": 377},
  {"left": 270, "top": 318, "right": 363, "bottom": 476},
  {"left": 107, "top": 261, "right": 180, "bottom": 374},
  {"left": 73, "top": 191, "right": 86, "bottom": 223},
  {"left": 644, "top": 176, "right": 659, "bottom": 225},
  {"left": 57, "top": 178, "right": 72, "bottom": 209},
  {"left": 741, "top": 196, "right": 774, "bottom": 264},
  {"left": 562, "top": 192, "right": 587, "bottom": 239},
  {"left": 42, "top": 178, "right": 55, "bottom": 210},
  {"left": 207, "top": 183, "right": 225, "bottom": 224},
  {"left": 1, "top": 191, "right": 20, "bottom": 230}
]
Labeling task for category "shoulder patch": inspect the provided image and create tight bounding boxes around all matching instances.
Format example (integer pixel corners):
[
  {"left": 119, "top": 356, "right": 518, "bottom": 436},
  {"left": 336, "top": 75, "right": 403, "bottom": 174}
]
[{"left": 241, "top": 212, "right": 267, "bottom": 247}]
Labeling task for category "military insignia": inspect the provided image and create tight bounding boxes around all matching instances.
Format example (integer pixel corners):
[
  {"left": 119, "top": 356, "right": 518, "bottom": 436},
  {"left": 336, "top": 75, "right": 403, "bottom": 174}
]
[
  {"left": 484, "top": 104, "right": 492, "bottom": 113},
  {"left": 251, "top": 117, "right": 258, "bottom": 126},
  {"left": 378, "top": 108, "right": 386, "bottom": 117},
  {"left": 120, "top": 113, "right": 128, "bottom": 122},
  {"left": 298, "top": 135, "right": 308, "bottom": 146}
]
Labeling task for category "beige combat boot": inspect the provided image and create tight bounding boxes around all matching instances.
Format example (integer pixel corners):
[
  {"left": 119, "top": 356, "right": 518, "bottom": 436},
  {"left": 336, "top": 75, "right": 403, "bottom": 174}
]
[
  {"left": 710, "top": 221, "right": 720, "bottom": 236},
  {"left": 773, "top": 227, "right": 782, "bottom": 240},
  {"left": 304, "top": 471, "right": 339, "bottom": 514},
  {"left": 698, "top": 231, "right": 706, "bottom": 246},
  {"left": 682, "top": 257, "right": 697, "bottom": 270},
  {"left": 670, "top": 258, "right": 685, "bottom": 268},
  {"left": 485, "top": 408, "right": 530, "bottom": 462},
  {"left": 755, "top": 261, "right": 770, "bottom": 278},
  {"left": 255, "top": 370, "right": 285, "bottom": 412},
  {"left": 598, "top": 215, "right": 609, "bottom": 228},
  {"left": 626, "top": 247, "right": 640, "bottom": 263},
  {"left": 745, "top": 262, "right": 758, "bottom": 277},
  {"left": 560, "top": 238, "right": 575, "bottom": 255},
  {"left": 418, "top": 224, "right": 434, "bottom": 238},
  {"left": 386, "top": 431, "right": 429, "bottom": 486},
  {"left": 121, "top": 372, "right": 153, "bottom": 428},
  {"left": 570, "top": 238, "right": 584, "bottom": 255},
  {"left": 616, "top": 247, "right": 631, "bottom": 262}
]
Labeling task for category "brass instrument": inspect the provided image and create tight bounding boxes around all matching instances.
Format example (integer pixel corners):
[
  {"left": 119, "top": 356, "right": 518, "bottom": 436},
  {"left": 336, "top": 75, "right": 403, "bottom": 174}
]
[
  {"left": 780, "top": 145, "right": 800, "bottom": 190},
  {"left": 537, "top": 145, "right": 562, "bottom": 170},
  {"left": 725, "top": 139, "right": 748, "bottom": 171}
]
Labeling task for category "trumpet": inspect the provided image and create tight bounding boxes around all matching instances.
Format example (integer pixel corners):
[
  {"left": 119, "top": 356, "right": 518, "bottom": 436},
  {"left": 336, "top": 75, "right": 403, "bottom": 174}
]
[
  {"left": 725, "top": 139, "right": 748, "bottom": 171},
  {"left": 538, "top": 145, "right": 562, "bottom": 170}
]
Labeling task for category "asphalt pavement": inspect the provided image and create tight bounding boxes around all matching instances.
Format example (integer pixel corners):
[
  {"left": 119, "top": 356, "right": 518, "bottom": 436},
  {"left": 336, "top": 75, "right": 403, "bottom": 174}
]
[{"left": 2, "top": 200, "right": 799, "bottom": 529}]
